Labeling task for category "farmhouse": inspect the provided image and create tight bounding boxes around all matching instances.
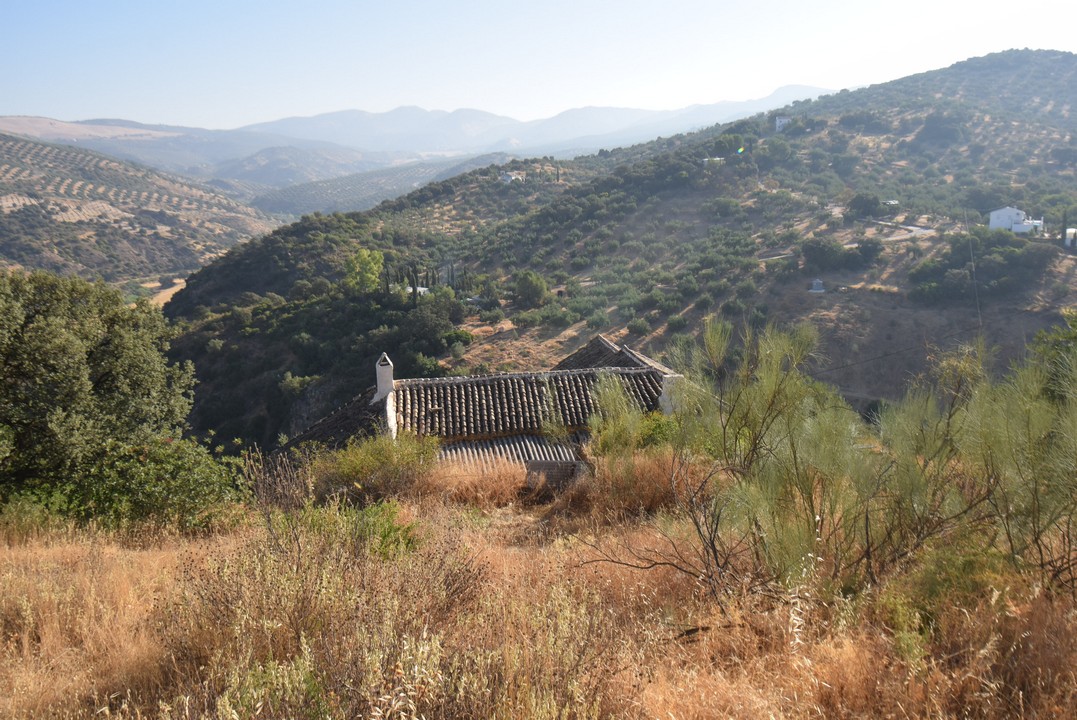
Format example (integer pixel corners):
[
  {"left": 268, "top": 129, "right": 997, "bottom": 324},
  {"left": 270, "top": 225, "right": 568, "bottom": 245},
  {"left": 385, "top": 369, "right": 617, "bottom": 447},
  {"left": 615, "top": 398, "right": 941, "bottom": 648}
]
[
  {"left": 988, "top": 206, "right": 1044, "bottom": 234},
  {"left": 287, "top": 335, "right": 681, "bottom": 481}
]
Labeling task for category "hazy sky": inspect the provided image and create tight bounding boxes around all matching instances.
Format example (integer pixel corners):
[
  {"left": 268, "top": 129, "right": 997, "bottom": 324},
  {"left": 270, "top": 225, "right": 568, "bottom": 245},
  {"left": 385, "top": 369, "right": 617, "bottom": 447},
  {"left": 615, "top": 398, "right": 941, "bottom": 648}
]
[{"left": 2, "top": 0, "right": 1073, "bottom": 129}]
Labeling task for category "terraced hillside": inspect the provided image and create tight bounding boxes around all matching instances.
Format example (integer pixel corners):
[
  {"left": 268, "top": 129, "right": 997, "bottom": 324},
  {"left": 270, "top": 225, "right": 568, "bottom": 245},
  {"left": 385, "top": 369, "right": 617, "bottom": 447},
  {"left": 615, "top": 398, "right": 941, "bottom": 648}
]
[
  {"left": 167, "top": 157, "right": 604, "bottom": 316},
  {"left": 0, "top": 133, "right": 277, "bottom": 281},
  {"left": 168, "top": 50, "right": 1077, "bottom": 446}
]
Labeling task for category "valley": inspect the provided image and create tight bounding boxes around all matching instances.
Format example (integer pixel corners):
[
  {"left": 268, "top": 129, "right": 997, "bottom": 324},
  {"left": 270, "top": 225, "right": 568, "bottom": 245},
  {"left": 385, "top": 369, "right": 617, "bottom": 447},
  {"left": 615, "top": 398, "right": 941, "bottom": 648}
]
[
  {"left": 3, "top": 45, "right": 1077, "bottom": 719},
  {"left": 158, "top": 50, "right": 1077, "bottom": 446}
]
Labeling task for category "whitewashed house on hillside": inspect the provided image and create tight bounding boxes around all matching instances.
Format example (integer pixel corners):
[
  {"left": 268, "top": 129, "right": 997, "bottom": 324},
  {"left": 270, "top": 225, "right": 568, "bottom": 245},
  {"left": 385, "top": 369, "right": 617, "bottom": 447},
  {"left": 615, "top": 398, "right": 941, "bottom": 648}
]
[{"left": 988, "top": 206, "right": 1044, "bottom": 234}]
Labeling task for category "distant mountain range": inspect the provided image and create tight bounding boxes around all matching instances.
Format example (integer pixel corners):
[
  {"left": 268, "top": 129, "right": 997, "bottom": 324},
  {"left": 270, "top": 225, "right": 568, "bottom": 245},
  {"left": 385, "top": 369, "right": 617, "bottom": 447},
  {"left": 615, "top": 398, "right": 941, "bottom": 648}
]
[
  {"left": 0, "top": 88, "right": 832, "bottom": 281},
  {"left": 239, "top": 86, "right": 828, "bottom": 154},
  {"left": 0, "top": 86, "right": 827, "bottom": 205}
]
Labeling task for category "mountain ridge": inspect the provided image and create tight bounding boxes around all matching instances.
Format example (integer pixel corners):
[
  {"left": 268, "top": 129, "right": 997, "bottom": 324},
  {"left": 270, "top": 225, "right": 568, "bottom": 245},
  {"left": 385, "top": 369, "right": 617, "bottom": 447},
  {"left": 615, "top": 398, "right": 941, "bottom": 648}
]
[
  {"left": 239, "top": 85, "right": 832, "bottom": 153},
  {"left": 0, "top": 86, "right": 828, "bottom": 203}
]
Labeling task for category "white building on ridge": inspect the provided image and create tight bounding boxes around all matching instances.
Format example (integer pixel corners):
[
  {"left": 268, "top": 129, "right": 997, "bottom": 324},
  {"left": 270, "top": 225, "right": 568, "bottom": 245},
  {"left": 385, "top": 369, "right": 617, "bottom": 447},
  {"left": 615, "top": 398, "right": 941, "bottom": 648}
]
[{"left": 988, "top": 206, "right": 1044, "bottom": 234}]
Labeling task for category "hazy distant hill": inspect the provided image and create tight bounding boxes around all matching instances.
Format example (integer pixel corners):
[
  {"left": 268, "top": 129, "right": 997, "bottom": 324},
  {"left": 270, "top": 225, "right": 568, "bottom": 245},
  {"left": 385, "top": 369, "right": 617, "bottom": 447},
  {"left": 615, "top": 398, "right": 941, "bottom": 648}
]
[
  {"left": 208, "top": 145, "right": 386, "bottom": 192},
  {"left": 250, "top": 153, "right": 520, "bottom": 215},
  {"left": 495, "top": 86, "right": 835, "bottom": 153},
  {"left": 0, "top": 132, "right": 277, "bottom": 282},
  {"left": 242, "top": 107, "right": 520, "bottom": 153},
  {"left": 240, "top": 86, "right": 830, "bottom": 154},
  {"left": 165, "top": 49, "right": 1077, "bottom": 445},
  {"left": 0, "top": 117, "right": 413, "bottom": 197},
  {"left": 0, "top": 87, "right": 827, "bottom": 216}
]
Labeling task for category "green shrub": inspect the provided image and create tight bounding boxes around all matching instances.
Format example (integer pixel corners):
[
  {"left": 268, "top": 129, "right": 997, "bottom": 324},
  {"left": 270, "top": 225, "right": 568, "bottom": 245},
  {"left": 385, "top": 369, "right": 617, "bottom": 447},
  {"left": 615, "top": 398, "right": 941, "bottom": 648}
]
[
  {"left": 720, "top": 298, "right": 745, "bottom": 317},
  {"left": 313, "top": 433, "right": 439, "bottom": 502},
  {"left": 586, "top": 310, "right": 608, "bottom": 329},
  {"left": 443, "top": 329, "right": 475, "bottom": 346},
  {"left": 540, "top": 305, "right": 580, "bottom": 328},
  {"left": 513, "top": 309, "right": 542, "bottom": 328},
  {"left": 76, "top": 437, "right": 240, "bottom": 529},
  {"left": 271, "top": 501, "right": 420, "bottom": 559},
  {"left": 479, "top": 308, "right": 504, "bottom": 324},
  {"left": 666, "top": 315, "right": 689, "bottom": 332},
  {"left": 279, "top": 372, "right": 319, "bottom": 399},
  {"left": 1, "top": 271, "right": 198, "bottom": 514}
]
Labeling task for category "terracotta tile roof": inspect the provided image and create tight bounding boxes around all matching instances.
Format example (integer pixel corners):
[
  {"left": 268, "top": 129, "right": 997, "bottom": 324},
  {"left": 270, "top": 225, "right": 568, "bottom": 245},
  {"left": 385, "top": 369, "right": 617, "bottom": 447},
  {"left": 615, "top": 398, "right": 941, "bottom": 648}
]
[
  {"left": 552, "top": 334, "right": 675, "bottom": 375},
  {"left": 393, "top": 367, "right": 663, "bottom": 441},
  {"left": 282, "top": 336, "right": 676, "bottom": 467},
  {"left": 282, "top": 386, "right": 385, "bottom": 450},
  {"left": 552, "top": 335, "right": 631, "bottom": 370}
]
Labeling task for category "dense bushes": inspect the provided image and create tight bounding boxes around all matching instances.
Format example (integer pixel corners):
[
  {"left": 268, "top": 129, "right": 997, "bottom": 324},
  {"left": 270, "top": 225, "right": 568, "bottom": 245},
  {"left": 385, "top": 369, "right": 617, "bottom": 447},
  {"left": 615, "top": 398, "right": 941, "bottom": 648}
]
[
  {"left": 177, "top": 284, "right": 464, "bottom": 445},
  {"left": 311, "top": 433, "right": 441, "bottom": 503},
  {"left": 909, "top": 228, "right": 1059, "bottom": 303},
  {"left": 582, "top": 319, "right": 1077, "bottom": 603},
  {"left": 801, "top": 236, "right": 883, "bottom": 271},
  {"left": 0, "top": 271, "right": 236, "bottom": 528},
  {"left": 79, "top": 437, "right": 238, "bottom": 528}
]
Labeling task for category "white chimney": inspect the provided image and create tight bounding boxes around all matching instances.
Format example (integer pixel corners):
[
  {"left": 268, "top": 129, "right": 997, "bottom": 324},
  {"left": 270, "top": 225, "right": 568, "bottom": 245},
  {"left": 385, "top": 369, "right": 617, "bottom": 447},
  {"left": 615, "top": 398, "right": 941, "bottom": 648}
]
[
  {"left": 374, "top": 353, "right": 394, "bottom": 402},
  {"left": 658, "top": 373, "right": 683, "bottom": 415}
]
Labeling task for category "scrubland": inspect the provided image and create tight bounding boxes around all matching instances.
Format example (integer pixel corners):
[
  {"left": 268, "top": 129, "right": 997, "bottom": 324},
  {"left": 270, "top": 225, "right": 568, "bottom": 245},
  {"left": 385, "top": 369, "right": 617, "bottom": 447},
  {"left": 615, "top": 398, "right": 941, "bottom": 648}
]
[
  {"left": 5, "top": 320, "right": 1077, "bottom": 717},
  {"left": 3, "top": 455, "right": 1075, "bottom": 718}
]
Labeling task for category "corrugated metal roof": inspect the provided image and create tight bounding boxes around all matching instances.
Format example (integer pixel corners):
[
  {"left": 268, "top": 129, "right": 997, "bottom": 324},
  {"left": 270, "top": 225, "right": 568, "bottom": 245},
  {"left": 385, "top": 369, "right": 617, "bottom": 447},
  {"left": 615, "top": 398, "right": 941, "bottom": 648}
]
[{"left": 439, "top": 433, "right": 583, "bottom": 467}]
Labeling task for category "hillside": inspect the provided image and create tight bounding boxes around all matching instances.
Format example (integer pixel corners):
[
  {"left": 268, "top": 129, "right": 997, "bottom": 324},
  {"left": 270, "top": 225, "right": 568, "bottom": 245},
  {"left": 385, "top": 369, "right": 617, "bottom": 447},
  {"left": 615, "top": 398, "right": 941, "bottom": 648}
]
[
  {"left": 0, "top": 132, "right": 277, "bottom": 282},
  {"left": 806, "top": 49, "right": 1077, "bottom": 130},
  {"left": 167, "top": 49, "right": 1077, "bottom": 446},
  {"left": 249, "top": 153, "right": 520, "bottom": 216},
  {"left": 165, "top": 157, "right": 608, "bottom": 318},
  {"left": 0, "top": 117, "right": 405, "bottom": 195},
  {"left": 0, "top": 87, "right": 825, "bottom": 211},
  {"left": 204, "top": 145, "right": 379, "bottom": 195}
]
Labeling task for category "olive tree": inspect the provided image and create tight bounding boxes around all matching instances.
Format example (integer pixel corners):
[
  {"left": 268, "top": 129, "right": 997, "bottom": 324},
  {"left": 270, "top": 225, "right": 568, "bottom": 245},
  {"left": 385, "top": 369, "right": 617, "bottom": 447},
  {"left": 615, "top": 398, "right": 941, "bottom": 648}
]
[
  {"left": 513, "top": 270, "right": 548, "bottom": 308},
  {"left": 0, "top": 271, "right": 235, "bottom": 525}
]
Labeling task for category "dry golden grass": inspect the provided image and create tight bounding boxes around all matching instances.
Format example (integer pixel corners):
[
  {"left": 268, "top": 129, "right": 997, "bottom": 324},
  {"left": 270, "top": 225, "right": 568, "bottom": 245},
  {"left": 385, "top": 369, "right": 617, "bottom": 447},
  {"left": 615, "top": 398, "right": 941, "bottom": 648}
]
[
  {"left": 415, "top": 459, "right": 529, "bottom": 509},
  {"left": 2, "top": 494, "right": 1076, "bottom": 718},
  {"left": 552, "top": 447, "right": 683, "bottom": 523},
  {"left": 148, "top": 278, "right": 186, "bottom": 307},
  {"left": 0, "top": 534, "right": 203, "bottom": 716}
]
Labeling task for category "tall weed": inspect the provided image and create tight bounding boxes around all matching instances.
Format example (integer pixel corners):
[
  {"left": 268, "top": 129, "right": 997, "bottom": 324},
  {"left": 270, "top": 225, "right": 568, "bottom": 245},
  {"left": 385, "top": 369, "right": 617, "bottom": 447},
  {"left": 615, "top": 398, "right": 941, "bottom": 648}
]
[{"left": 311, "top": 433, "right": 439, "bottom": 502}]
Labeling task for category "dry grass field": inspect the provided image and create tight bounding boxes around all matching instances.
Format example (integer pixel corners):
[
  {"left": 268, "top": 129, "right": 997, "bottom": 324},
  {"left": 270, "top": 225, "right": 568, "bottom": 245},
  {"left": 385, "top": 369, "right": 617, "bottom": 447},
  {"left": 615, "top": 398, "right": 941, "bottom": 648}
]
[{"left": 3, "top": 453, "right": 1075, "bottom": 719}]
